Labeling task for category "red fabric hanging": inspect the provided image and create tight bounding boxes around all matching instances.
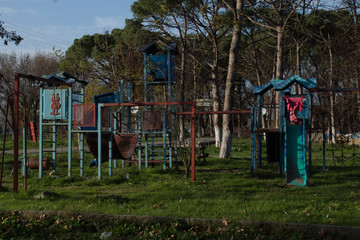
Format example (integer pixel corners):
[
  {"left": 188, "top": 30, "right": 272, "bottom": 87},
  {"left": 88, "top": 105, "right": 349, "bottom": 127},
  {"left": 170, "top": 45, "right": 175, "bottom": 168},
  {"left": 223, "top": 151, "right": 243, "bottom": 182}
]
[{"left": 283, "top": 96, "right": 305, "bottom": 125}]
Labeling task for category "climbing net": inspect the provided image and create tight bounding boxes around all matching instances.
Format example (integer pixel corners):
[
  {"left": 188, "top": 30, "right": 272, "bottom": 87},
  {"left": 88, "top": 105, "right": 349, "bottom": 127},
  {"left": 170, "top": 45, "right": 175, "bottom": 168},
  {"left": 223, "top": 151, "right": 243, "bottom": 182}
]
[{"left": 313, "top": 91, "right": 360, "bottom": 166}]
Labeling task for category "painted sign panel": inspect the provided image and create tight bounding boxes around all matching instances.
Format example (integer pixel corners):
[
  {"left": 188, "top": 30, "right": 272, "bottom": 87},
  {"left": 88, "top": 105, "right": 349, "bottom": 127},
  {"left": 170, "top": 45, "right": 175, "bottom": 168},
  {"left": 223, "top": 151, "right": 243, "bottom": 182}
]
[{"left": 43, "top": 89, "right": 68, "bottom": 120}]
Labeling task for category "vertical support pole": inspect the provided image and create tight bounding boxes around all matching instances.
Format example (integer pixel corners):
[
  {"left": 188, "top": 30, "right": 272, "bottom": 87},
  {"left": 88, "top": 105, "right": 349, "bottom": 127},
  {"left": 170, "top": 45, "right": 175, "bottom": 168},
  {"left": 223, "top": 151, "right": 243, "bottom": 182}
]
[
  {"left": 21, "top": 127, "right": 25, "bottom": 176},
  {"left": 13, "top": 73, "right": 19, "bottom": 193},
  {"left": 251, "top": 107, "right": 255, "bottom": 172},
  {"left": 80, "top": 85, "right": 85, "bottom": 177},
  {"left": 113, "top": 113, "right": 117, "bottom": 169},
  {"left": 68, "top": 87, "right": 73, "bottom": 177},
  {"left": 323, "top": 126, "right": 326, "bottom": 173},
  {"left": 167, "top": 49, "right": 171, "bottom": 106},
  {"left": 308, "top": 93, "right": 312, "bottom": 177},
  {"left": 144, "top": 53, "right": 148, "bottom": 103},
  {"left": 138, "top": 111, "right": 142, "bottom": 169},
  {"left": 109, "top": 107, "right": 113, "bottom": 177},
  {"left": 191, "top": 101, "right": 196, "bottom": 183},
  {"left": 52, "top": 124, "right": 56, "bottom": 172},
  {"left": 279, "top": 91, "right": 285, "bottom": 175},
  {"left": 120, "top": 80, "right": 125, "bottom": 168},
  {"left": 163, "top": 110, "right": 166, "bottom": 170},
  {"left": 39, "top": 87, "right": 44, "bottom": 178},
  {"left": 97, "top": 103, "right": 103, "bottom": 180},
  {"left": 256, "top": 94, "right": 262, "bottom": 168},
  {"left": 128, "top": 82, "right": 132, "bottom": 133},
  {"left": 174, "top": 92, "right": 178, "bottom": 168},
  {"left": 121, "top": 80, "right": 125, "bottom": 134}
]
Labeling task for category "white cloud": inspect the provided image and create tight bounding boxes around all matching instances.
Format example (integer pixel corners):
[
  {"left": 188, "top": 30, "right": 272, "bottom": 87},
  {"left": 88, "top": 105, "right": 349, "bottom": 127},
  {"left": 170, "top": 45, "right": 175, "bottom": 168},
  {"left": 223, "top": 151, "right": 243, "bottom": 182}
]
[
  {"left": 94, "top": 16, "right": 125, "bottom": 29},
  {"left": 21, "top": 9, "right": 38, "bottom": 15},
  {"left": 0, "top": 7, "right": 16, "bottom": 15}
]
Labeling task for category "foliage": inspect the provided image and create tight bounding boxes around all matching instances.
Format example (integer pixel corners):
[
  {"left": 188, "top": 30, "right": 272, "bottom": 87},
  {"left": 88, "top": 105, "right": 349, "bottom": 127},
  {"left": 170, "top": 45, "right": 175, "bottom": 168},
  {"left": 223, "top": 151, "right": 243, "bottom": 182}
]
[{"left": 0, "top": 21, "right": 22, "bottom": 45}]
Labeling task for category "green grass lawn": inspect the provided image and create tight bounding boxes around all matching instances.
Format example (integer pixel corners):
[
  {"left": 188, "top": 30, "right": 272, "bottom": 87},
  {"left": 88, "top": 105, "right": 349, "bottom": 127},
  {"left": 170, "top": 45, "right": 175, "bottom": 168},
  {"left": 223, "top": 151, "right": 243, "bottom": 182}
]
[{"left": 0, "top": 137, "right": 359, "bottom": 238}]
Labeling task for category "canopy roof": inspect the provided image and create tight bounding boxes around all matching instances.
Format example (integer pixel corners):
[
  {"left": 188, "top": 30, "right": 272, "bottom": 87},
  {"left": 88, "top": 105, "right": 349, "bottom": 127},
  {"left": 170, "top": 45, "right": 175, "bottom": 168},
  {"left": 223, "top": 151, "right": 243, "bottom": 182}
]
[
  {"left": 253, "top": 75, "right": 317, "bottom": 95},
  {"left": 43, "top": 71, "right": 88, "bottom": 85},
  {"left": 139, "top": 40, "right": 177, "bottom": 55}
]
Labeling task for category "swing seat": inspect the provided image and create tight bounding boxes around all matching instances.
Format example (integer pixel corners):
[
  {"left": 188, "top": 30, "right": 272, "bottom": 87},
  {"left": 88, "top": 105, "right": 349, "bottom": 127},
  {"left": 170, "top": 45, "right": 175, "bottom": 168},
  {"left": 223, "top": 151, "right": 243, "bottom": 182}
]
[{"left": 85, "top": 133, "right": 138, "bottom": 161}]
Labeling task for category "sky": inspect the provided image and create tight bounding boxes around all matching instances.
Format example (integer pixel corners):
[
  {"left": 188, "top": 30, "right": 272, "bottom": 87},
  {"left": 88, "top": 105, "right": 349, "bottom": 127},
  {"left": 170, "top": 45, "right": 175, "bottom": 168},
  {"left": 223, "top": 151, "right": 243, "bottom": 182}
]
[{"left": 0, "top": 0, "right": 136, "bottom": 55}]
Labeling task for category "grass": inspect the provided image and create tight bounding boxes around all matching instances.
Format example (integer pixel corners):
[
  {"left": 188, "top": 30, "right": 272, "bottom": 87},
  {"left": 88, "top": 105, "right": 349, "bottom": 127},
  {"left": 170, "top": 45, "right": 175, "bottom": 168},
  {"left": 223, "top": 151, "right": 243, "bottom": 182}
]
[{"left": 0, "top": 137, "right": 359, "bottom": 238}]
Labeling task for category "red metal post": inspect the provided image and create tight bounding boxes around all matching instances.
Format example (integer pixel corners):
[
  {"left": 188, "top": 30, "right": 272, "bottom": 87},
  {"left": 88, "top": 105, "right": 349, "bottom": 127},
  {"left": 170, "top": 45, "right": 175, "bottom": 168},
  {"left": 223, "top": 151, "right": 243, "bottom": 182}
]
[
  {"left": 13, "top": 73, "right": 19, "bottom": 193},
  {"left": 191, "top": 101, "right": 196, "bottom": 183}
]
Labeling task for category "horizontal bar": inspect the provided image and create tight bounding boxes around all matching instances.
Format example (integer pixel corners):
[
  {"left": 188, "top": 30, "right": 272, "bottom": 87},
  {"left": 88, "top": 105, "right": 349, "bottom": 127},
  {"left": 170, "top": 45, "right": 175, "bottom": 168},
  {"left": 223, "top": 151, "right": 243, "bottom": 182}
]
[
  {"left": 103, "top": 101, "right": 193, "bottom": 107},
  {"left": 71, "top": 130, "right": 99, "bottom": 133},
  {"left": 311, "top": 88, "right": 360, "bottom": 92},
  {"left": 42, "top": 122, "right": 69, "bottom": 126},
  {"left": 175, "top": 110, "right": 251, "bottom": 115}
]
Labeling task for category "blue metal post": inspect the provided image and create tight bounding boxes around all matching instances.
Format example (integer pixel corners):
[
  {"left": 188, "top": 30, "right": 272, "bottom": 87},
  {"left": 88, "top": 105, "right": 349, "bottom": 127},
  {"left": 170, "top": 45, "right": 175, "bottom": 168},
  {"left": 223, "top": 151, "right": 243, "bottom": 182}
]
[
  {"left": 163, "top": 110, "right": 166, "bottom": 170},
  {"left": 138, "top": 110, "right": 142, "bottom": 169},
  {"left": 323, "top": 127, "right": 326, "bottom": 173},
  {"left": 279, "top": 91, "right": 285, "bottom": 175},
  {"left": 308, "top": 93, "right": 312, "bottom": 177},
  {"left": 128, "top": 82, "right": 132, "bottom": 133},
  {"left": 113, "top": 112, "right": 117, "bottom": 169},
  {"left": 80, "top": 85, "right": 85, "bottom": 177},
  {"left": 67, "top": 86, "right": 73, "bottom": 177},
  {"left": 109, "top": 107, "right": 113, "bottom": 177},
  {"left": 256, "top": 94, "right": 262, "bottom": 168},
  {"left": 97, "top": 103, "right": 103, "bottom": 180},
  {"left": 251, "top": 107, "right": 255, "bottom": 172},
  {"left": 121, "top": 80, "right": 125, "bottom": 167},
  {"left": 52, "top": 124, "right": 56, "bottom": 172},
  {"left": 39, "top": 87, "right": 44, "bottom": 178}
]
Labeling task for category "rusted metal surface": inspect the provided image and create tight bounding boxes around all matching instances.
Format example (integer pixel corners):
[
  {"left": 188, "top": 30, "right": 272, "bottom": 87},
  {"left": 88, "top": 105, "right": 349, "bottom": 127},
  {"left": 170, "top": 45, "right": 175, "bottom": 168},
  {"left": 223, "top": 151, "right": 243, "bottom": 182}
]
[
  {"left": 85, "top": 133, "right": 138, "bottom": 161},
  {"left": 142, "top": 111, "right": 162, "bottom": 130},
  {"left": 29, "top": 158, "right": 50, "bottom": 170},
  {"left": 113, "top": 134, "right": 138, "bottom": 159}
]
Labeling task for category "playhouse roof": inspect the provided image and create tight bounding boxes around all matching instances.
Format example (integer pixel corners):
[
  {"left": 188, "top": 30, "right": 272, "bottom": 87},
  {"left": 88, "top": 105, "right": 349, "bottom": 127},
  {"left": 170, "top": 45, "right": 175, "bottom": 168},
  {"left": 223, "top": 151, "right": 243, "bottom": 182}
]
[
  {"left": 43, "top": 71, "right": 88, "bottom": 85},
  {"left": 138, "top": 40, "right": 177, "bottom": 55},
  {"left": 253, "top": 75, "right": 317, "bottom": 94}
]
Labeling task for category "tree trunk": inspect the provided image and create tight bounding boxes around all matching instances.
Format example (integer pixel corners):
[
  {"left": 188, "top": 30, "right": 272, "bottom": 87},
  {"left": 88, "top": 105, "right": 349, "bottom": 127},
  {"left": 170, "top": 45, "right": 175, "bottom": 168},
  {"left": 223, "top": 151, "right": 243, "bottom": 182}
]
[
  {"left": 178, "top": 48, "right": 186, "bottom": 142},
  {"left": 328, "top": 45, "right": 336, "bottom": 144},
  {"left": 275, "top": 25, "right": 284, "bottom": 128},
  {"left": 211, "top": 63, "right": 221, "bottom": 147},
  {"left": 219, "top": 0, "right": 243, "bottom": 158}
]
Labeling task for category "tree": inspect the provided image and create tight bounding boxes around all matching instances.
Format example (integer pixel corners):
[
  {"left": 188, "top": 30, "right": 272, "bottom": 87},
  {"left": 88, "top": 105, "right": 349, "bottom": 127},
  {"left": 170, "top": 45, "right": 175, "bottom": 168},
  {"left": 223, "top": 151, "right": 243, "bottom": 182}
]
[
  {"left": 219, "top": 0, "right": 244, "bottom": 158},
  {"left": 61, "top": 20, "right": 155, "bottom": 101},
  {"left": 0, "top": 52, "right": 59, "bottom": 136},
  {"left": 245, "top": 0, "right": 306, "bottom": 127},
  {"left": 0, "top": 21, "right": 22, "bottom": 45}
]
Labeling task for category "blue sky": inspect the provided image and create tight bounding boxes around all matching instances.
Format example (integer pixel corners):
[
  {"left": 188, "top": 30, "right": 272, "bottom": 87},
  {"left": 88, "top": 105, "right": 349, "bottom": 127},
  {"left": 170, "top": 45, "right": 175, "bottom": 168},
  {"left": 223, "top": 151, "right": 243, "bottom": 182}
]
[{"left": 0, "top": 0, "right": 136, "bottom": 55}]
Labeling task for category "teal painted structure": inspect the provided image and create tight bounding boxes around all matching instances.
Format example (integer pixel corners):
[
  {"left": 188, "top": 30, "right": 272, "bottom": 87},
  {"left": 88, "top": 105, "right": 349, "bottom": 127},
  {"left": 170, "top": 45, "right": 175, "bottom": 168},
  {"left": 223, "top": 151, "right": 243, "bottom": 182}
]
[
  {"left": 251, "top": 75, "right": 316, "bottom": 186},
  {"left": 38, "top": 71, "right": 87, "bottom": 178}
]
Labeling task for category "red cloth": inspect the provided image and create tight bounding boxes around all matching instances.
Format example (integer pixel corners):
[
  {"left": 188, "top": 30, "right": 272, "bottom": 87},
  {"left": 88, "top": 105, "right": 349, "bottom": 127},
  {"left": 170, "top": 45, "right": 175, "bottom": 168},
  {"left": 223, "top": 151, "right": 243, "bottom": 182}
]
[{"left": 283, "top": 96, "right": 305, "bottom": 125}]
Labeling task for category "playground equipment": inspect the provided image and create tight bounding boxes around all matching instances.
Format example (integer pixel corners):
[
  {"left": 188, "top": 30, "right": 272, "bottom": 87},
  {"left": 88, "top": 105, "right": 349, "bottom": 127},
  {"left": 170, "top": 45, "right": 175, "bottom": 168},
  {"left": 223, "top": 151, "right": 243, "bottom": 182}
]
[
  {"left": 251, "top": 75, "right": 316, "bottom": 186},
  {"left": 38, "top": 71, "right": 87, "bottom": 178},
  {"left": 3, "top": 41, "right": 251, "bottom": 193}
]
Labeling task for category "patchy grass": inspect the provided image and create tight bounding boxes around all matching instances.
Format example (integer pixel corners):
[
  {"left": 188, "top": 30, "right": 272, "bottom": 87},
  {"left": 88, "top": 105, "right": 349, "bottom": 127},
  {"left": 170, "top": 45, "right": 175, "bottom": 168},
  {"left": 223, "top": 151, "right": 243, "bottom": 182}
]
[{"left": 0, "top": 137, "right": 359, "bottom": 238}]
